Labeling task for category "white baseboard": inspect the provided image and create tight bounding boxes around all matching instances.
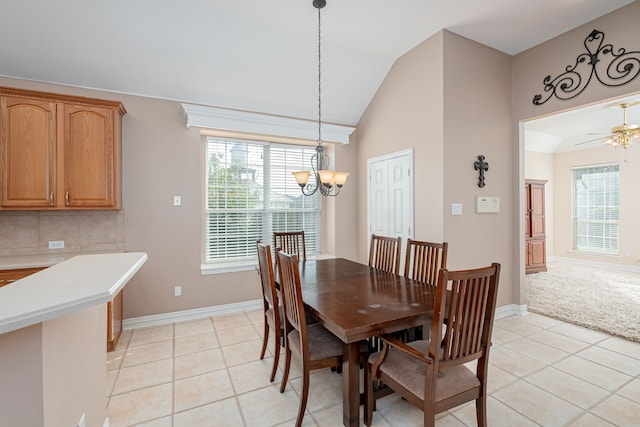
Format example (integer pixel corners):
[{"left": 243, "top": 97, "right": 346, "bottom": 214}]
[
  {"left": 495, "top": 303, "right": 528, "bottom": 319},
  {"left": 124, "top": 300, "right": 527, "bottom": 330},
  {"left": 123, "top": 299, "right": 263, "bottom": 330},
  {"left": 550, "top": 256, "right": 640, "bottom": 273}
]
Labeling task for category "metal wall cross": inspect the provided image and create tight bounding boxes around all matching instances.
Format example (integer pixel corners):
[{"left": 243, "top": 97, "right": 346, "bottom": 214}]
[{"left": 474, "top": 155, "right": 489, "bottom": 188}]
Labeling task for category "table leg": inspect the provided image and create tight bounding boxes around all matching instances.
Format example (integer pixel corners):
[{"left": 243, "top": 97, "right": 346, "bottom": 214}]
[{"left": 342, "top": 341, "right": 360, "bottom": 427}]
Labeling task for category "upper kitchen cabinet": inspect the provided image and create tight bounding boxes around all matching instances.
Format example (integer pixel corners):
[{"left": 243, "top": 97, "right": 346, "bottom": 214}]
[{"left": 0, "top": 87, "right": 126, "bottom": 210}]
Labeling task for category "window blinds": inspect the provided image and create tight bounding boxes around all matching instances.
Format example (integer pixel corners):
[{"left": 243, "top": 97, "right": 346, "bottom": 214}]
[
  {"left": 572, "top": 163, "right": 619, "bottom": 255},
  {"left": 205, "top": 137, "right": 320, "bottom": 264}
]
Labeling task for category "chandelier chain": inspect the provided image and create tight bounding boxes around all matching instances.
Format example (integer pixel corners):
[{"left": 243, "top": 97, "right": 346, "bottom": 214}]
[
  {"left": 317, "top": 4, "right": 322, "bottom": 145},
  {"left": 292, "top": 0, "right": 348, "bottom": 197}
]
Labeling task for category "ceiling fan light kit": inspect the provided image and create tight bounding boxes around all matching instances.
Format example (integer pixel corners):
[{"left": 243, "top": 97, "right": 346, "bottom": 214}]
[{"left": 603, "top": 102, "right": 640, "bottom": 151}]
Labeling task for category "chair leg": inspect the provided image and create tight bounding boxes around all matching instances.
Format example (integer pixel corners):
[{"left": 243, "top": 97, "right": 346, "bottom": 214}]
[
  {"left": 280, "top": 345, "right": 292, "bottom": 393},
  {"left": 269, "top": 326, "right": 281, "bottom": 382},
  {"left": 364, "top": 362, "right": 374, "bottom": 426},
  {"left": 424, "top": 404, "right": 436, "bottom": 427},
  {"left": 476, "top": 395, "right": 487, "bottom": 427},
  {"left": 259, "top": 317, "right": 270, "bottom": 360},
  {"left": 295, "top": 368, "right": 310, "bottom": 427}
]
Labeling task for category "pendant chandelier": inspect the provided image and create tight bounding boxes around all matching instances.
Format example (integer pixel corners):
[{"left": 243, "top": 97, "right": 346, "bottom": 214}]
[{"left": 292, "top": 0, "right": 349, "bottom": 197}]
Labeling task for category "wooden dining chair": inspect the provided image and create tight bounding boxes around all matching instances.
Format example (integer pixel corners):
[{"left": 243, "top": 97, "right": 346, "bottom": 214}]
[
  {"left": 404, "top": 239, "right": 448, "bottom": 285},
  {"left": 368, "top": 234, "right": 402, "bottom": 275},
  {"left": 277, "top": 250, "right": 344, "bottom": 427},
  {"left": 273, "top": 231, "right": 306, "bottom": 264},
  {"left": 404, "top": 239, "right": 448, "bottom": 340},
  {"left": 364, "top": 263, "right": 501, "bottom": 427},
  {"left": 256, "top": 241, "right": 284, "bottom": 382}
]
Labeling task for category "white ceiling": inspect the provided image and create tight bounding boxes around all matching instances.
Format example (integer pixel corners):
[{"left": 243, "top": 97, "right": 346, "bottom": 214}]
[
  {"left": 525, "top": 94, "right": 640, "bottom": 153},
  {"left": 0, "top": 0, "right": 636, "bottom": 130}
]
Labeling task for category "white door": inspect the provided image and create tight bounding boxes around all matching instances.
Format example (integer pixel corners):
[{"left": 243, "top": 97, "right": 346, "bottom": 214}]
[{"left": 367, "top": 149, "right": 414, "bottom": 260}]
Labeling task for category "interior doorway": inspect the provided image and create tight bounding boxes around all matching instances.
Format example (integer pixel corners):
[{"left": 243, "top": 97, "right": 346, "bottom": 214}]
[{"left": 521, "top": 92, "right": 640, "bottom": 337}]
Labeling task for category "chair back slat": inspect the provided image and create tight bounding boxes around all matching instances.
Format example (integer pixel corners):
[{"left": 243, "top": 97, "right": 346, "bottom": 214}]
[
  {"left": 404, "top": 239, "right": 448, "bottom": 285},
  {"left": 274, "top": 231, "right": 306, "bottom": 263},
  {"left": 256, "top": 241, "right": 278, "bottom": 310},
  {"left": 430, "top": 263, "right": 500, "bottom": 366},
  {"left": 277, "top": 251, "right": 305, "bottom": 337},
  {"left": 369, "top": 234, "right": 402, "bottom": 275}
]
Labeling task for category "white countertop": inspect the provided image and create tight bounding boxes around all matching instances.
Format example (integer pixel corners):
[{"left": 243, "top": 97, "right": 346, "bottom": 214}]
[{"left": 0, "top": 252, "right": 147, "bottom": 335}]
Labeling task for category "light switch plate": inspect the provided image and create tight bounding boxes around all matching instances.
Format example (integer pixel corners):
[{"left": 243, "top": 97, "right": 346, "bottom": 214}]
[
  {"left": 173, "top": 195, "right": 182, "bottom": 207},
  {"left": 451, "top": 203, "right": 463, "bottom": 215}
]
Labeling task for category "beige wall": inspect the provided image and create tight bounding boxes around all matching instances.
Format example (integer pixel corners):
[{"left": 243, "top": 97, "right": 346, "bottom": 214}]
[
  {"left": 0, "top": 76, "right": 358, "bottom": 319},
  {"left": 442, "top": 32, "right": 514, "bottom": 306},
  {"left": 355, "top": 31, "right": 445, "bottom": 262},
  {"left": 525, "top": 151, "right": 554, "bottom": 257},
  {"left": 553, "top": 147, "right": 640, "bottom": 264},
  {"left": 334, "top": 136, "right": 359, "bottom": 261},
  {"left": 1, "top": 0, "right": 639, "bottom": 318},
  {"left": 513, "top": 0, "right": 640, "bottom": 302},
  {"left": 356, "top": 30, "right": 514, "bottom": 306}
]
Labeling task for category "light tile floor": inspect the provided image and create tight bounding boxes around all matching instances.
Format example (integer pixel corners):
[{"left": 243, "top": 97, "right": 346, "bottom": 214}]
[{"left": 106, "top": 311, "right": 640, "bottom": 426}]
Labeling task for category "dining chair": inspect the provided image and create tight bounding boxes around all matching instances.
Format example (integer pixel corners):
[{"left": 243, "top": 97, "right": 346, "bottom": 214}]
[
  {"left": 273, "top": 231, "right": 306, "bottom": 264},
  {"left": 364, "top": 263, "right": 501, "bottom": 427},
  {"left": 256, "top": 241, "right": 284, "bottom": 382},
  {"left": 368, "top": 234, "right": 402, "bottom": 275},
  {"left": 404, "top": 239, "right": 449, "bottom": 340},
  {"left": 277, "top": 250, "right": 344, "bottom": 427},
  {"left": 404, "top": 239, "right": 448, "bottom": 285}
]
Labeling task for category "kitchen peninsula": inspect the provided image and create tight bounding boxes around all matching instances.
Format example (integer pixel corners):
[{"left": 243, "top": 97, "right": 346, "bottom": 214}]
[{"left": 0, "top": 252, "right": 147, "bottom": 427}]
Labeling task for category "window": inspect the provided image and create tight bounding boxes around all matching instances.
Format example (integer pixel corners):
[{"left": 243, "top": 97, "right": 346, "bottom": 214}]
[
  {"left": 204, "top": 137, "right": 320, "bottom": 270},
  {"left": 572, "top": 163, "right": 619, "bottom": 255}
]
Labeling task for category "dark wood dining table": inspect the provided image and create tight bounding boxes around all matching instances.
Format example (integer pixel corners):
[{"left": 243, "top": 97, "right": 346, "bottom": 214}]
[{"left": 296, "top": 257, "right": 437, "bottom": 427}]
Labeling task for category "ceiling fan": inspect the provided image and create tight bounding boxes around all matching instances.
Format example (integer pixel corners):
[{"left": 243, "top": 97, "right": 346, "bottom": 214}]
[{"left": 576, "top": 101, "right": 640, "bottom": 149}]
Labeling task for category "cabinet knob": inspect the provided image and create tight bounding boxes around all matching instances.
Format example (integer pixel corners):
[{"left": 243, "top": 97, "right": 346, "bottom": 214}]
[
  {"left": 65, "top": 191, "right": 70, "bottom": 206},
  {"left": 50, "top": 192, "right": 54, "bottom": 204}
]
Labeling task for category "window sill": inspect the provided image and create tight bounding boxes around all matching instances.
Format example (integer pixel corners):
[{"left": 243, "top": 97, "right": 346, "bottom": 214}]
[
  {"left": 568, "top": 250, "right": 619, "bottom": 258},
  {"left": 201, "top": 262, "right": 257, "bottom": 275},
  {"left": 200, "top": 254, "right": 336, "bottom": 275}
]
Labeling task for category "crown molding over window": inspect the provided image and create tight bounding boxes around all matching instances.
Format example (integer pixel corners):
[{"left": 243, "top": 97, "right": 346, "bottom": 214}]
[{"left": 181, "top": 103, "right": 354, "bottom": 144}]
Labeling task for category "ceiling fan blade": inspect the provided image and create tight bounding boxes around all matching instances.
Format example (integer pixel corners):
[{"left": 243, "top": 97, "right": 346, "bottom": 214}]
[
  {"left": 586, "top": 132, "right": 610, "bottom": 135},
  {"left": 575, "top": 136, "right": 607, "bottom": 146}
]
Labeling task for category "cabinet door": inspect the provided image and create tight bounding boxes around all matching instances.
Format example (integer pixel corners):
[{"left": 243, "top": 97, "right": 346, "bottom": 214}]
[
  {"left": 529, "top": 239, "right": 546, "bottom": 268},
  {"left": 0, "top": 96, "right": 56, "bottom": 207},
  {"left": 525, "top": 184, "right": 531, "bottom": 238},
  {"left": 529, "top": 183, "right": 545, "bottom": 238},
  {"left": 63, "top": 104, "right": 116, "bottom": 207}
]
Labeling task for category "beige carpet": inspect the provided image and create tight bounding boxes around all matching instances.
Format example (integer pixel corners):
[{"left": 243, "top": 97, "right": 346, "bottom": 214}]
[{"left": 525, "top": 261, "right": 640, "bottom": 343}]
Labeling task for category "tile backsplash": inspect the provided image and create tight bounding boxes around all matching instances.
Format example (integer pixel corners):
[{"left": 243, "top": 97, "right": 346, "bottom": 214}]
[{"left": 0, "top": 210, "right": 125, "bottom": 256}]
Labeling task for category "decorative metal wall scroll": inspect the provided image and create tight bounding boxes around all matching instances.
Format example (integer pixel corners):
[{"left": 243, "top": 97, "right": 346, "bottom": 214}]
[
  {"left": 533, "top": 30, "right": 640, "bottom": 106},
  {"left": 474, "top": 155, "right": 488, "bottom": 188}
]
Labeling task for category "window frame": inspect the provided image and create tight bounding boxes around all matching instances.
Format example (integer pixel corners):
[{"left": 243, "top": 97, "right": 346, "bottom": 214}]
[
  {"left": 201, "top": 136, "right": 322, "bottom": 274},
  {"left": 571, "top": 162, "right": 620, "bottom": 256}
]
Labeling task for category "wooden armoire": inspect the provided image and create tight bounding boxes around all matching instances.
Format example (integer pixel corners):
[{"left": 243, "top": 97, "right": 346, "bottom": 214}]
[{"left": 525, "top": 180, "right": 547, "bottom": 274}]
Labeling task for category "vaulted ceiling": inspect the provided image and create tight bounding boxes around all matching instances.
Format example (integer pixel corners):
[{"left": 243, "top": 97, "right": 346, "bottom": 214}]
[{"left": 0, "top": 0, "right": 636, "bottom": 134}]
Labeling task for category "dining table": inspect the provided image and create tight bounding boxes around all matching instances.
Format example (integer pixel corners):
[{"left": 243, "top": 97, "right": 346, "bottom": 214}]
[{"left": 295, "top": 257, "right": 437, "bottom": 427}]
